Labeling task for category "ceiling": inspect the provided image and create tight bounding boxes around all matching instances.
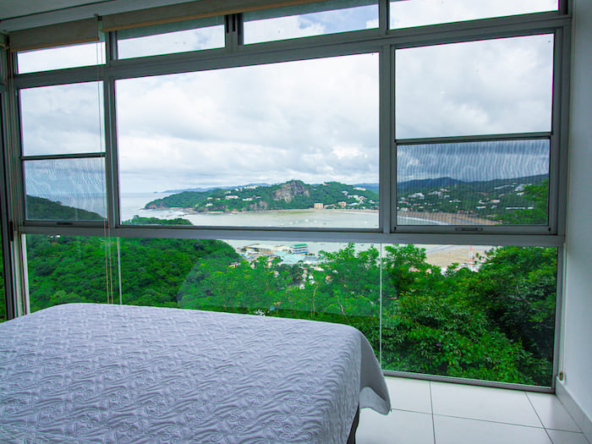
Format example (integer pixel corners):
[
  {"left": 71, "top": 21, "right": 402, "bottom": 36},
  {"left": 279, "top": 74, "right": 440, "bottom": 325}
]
[
  {"left": 0, "top": 0, "right": 199, "bottom": 32},
  {"left": 0, "top": 0, "right": 113, "bottom": 21}
]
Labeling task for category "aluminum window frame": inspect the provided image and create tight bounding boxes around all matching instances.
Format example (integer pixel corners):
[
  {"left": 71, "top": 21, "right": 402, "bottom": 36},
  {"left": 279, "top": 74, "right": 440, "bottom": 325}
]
[{"left": 6, "top": 7, "right": 570, "bottom": 245}]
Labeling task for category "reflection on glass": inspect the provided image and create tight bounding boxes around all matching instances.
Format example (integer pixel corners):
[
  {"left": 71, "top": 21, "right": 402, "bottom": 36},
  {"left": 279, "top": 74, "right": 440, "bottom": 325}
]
[
  {"left": 116, "top": 54, "right": 379, "bottom": 229},
  {"left": 17, "top": 42, "right": 105, "bottom": 74},
  {"left": 24, "top": 158, "right": 106, "bottom": 221},
  {"left": 244, "top": 0, "right": 378, "bottom": 44},
  {"left": 397, "top": 140, "right": 550, "bottom": 225},
  {"left": 26, "top": 235, "right": 116, "bottom": 312},
  {"left": 117, "top": 18, "right": 225, "bottom": 59},
  {"left": 390, "top": 0, "right": 558, "bottom": 29},
  {"left": 20, "top": 82, "right": 105, "bottom": 156},
  {"left": 24, "top": 233, "right": 557, "bottom": 385},
  {"left": 396, "top": 35, "right": 554, "bottom": 139}
]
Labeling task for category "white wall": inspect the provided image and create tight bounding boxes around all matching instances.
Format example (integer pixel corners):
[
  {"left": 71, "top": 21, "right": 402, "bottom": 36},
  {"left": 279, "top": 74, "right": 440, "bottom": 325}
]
[{"left": 563, "top": 0, "right": 592, "bottom": 429}]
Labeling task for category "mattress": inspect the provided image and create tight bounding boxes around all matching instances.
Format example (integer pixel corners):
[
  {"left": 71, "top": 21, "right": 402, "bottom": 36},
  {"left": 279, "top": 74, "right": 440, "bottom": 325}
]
[{"left": 0, "top": 303, "right": 390, "bottom": 443}]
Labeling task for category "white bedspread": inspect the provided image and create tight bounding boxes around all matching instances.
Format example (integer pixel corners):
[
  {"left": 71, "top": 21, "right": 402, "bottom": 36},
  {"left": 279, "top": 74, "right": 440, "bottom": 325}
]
[{"left": 0, "top": 304, "right": 390, "bottom": 444}]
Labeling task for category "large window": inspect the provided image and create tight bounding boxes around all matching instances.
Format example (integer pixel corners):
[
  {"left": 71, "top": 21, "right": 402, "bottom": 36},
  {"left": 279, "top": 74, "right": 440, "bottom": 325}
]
[
  {"left": 4, "top": 0, "right": 569, "bottom": 389},
  {"left": 117, "top": 54, "right": 380, "bottom": 229}
]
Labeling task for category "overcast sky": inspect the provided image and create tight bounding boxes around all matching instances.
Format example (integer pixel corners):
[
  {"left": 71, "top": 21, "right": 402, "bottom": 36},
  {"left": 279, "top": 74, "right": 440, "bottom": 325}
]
[{"left": 20, "top": 1, "right": 555, "bottom": 196}]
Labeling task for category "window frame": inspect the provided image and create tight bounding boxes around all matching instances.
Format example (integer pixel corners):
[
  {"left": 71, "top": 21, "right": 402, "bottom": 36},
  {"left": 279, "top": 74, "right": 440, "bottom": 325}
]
[
  {"left": 0, "top": 0, "right": 571, "bottom": 391},
  {"left": 2, "top": 0, "right": 570, "bottom": 302}
]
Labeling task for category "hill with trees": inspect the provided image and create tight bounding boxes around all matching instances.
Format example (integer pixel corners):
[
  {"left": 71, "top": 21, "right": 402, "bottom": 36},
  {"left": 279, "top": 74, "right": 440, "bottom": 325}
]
[
  {"left": 143, "top": 175, "right": 548, "bottom": 224},
  {"left": 397, "top": 175, "right": 548, "bottom": 223},
  {"left": 26, "top": 195, "right": 105, "bottom": 221},
  {"left": 145, "top": 180, "right": 379, "bottom": 212}
]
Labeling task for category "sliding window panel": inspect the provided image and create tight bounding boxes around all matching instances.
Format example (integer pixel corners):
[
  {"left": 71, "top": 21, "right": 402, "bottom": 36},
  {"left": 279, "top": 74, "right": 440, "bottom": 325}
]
[
  {"left": 390, "top": 0, "right": 558, "bottom": 30},
  {"left": 17, "top": 42, "right": 106, "bottom": 74},
  {"left": 24, "top": 158, "right": 107, "bottom": 221},
  {"left": 381, "top": 243, "right": 557, "bottom": 387},
  {"left": 117, "top": 17, "right": 225, "bottom": 59},
  {"left": 25, "top": 235, "right": 117, "bottom": 312},
  {"left": 397, "top": 140, "right": 550, "bottom": 226},
  {"left": 20, "top": 82, "right": 105, "bottom": 156},
  {"left": 243, "top": 0, "right": 378, "bottom": 45},
  {"left": 117, "top": 54, "right": 379, "bottom": 229},
  {"left": 395, "top": 35, "right": 554, "bottom": 139}
]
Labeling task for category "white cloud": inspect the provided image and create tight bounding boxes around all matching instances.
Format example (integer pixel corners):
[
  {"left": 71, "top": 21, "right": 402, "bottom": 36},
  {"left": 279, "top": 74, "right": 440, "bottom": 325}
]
[
  {"left": 395, "top": 34, "right": 554, "bottom": 138},
  {"left": 17, "top": 42, "right": 105, "bottom": 74},
  {"left": 118, "top": 25, "right": 225, "bottom": 59},
  {"left": 20, "top": 82, "right": 105, "bottom": 155},
  {"left": 116, "top": 53, "right": 380, "bottom": 192},
  {"left": 243, "top": 15, "right": 326, "bottom": 44},
  {"left": 390, "top": 0, "right": 558, "bottom": 29}
]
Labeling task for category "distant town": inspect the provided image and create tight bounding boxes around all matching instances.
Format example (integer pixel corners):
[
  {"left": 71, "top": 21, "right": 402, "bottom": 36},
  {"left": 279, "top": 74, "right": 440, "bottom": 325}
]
[{"left": 144, "top": 175, "right": 548, "bottom": 223}]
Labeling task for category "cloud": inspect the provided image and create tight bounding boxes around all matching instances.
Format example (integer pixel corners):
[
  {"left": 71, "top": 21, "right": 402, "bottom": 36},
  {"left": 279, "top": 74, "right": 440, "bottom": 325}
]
[
  {"left": 395, "top": 34, "right": 554, "bottom": 138},
  {"left": 118, "top": 25, "right": 225, "bottom": 59},
  {"left": 20, "top": 82, "right": 105, "bottom": 156},
  {"left": 390, "top": 0, "right": 558, "bottom": 29},
  {"left": 17, "top": 42, "right": 105, "bottom": 74},
  {"left": 243, "top": 4, "right": 378, "bottom": 44},
  {"left": 116, "top": 53, "right": 380, "bottom": 192}
]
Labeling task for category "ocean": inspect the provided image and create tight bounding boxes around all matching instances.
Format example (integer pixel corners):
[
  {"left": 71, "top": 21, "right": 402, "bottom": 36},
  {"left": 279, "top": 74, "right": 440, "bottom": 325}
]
[{"left": 117, "top": 193, "right": 489, "bottom": 263}]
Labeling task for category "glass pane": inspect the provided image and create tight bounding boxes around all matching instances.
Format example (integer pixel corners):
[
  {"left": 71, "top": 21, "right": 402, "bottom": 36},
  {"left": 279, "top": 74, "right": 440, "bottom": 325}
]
[
  {"left": 26, "top": 235, "right": 116, "bottom": 312},
  {"left": 20, "top": 82, "right": 105, "bottom": 156},
  {"left": 17, "top": 42, "right": 105, "bottom": 74},
  {"left": 390, "top": 0, "right": 558, "bottom": 29},
  {"left": 396, "top": 35, "right": 554, "bottom": 139},
  {"left": 397, "top": 140, "right": 550, "bottom": 225},
  {"left": 117, "top": 18, "right": 225, "bottom": 59},
  {"left": 381, "top": 244, "right": 557, "bottom": 387},
  {"left": 244, "top": 0, "right": 378, "bottom": 44},
  {"left": 23, "top": 232, "right": 558, "bottom": 386},
  {"left": 117, "top": 54, "right": 379, "bottom": 229},
  {"left": 24, "top": 158, "right": 106, "bottom": 221}
]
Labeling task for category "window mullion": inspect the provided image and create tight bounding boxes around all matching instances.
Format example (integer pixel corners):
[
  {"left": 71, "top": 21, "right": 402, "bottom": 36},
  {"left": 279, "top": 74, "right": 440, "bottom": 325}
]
[{"left": 225, "top": 13, "right": 243, "bottom": 52}]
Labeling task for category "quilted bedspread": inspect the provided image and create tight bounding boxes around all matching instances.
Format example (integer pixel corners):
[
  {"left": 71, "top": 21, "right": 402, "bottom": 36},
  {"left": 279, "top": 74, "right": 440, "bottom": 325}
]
[{"left": 0, "top": 303, "right": 390, "bottom": 443}]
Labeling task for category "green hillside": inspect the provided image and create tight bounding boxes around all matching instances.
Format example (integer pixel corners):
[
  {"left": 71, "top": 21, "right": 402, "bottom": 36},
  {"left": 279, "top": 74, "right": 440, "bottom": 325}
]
[
  {"left": 146, "top": 180, "right": 379, "bottom": 212},
  {"left": 26, "top": 195, "right": 105, "bottom": 221}
]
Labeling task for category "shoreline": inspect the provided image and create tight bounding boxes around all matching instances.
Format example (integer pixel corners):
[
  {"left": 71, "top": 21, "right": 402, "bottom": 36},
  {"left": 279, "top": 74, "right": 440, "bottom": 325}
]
[{"left": 146, "top": 207, "right": 498, "bottom": 225}]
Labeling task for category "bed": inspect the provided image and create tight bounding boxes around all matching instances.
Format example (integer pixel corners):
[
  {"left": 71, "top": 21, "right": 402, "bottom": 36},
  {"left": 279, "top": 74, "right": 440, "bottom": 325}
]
[{"left": 0, "top": 303, "right": 390, "bottom": 443}]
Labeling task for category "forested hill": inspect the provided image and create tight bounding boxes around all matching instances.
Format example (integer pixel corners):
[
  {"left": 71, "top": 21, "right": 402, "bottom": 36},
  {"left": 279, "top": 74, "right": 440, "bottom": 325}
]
[
  {"left": 145, "top": 175, "right": 549, "bottom": 220},
  {"left": 397, "top": 174, "right": 548, "bottom": 221},
  {"left": 145, "top": 180, "right": 379, "bottom": 212},
  {"left": 26, "top": 196, "right": 105, "bottom": 221}
]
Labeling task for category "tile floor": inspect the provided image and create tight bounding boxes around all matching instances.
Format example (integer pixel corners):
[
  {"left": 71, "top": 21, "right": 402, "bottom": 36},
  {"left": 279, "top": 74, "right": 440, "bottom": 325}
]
[{"left": 356, "top": 377, "right": 591, "bottom": 444}]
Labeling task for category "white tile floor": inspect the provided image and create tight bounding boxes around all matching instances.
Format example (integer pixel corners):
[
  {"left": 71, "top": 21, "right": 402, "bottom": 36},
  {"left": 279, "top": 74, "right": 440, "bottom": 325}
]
[{"left": 356, "top": 377, "right": 591, "bottom": 444}]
